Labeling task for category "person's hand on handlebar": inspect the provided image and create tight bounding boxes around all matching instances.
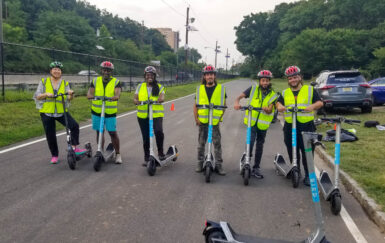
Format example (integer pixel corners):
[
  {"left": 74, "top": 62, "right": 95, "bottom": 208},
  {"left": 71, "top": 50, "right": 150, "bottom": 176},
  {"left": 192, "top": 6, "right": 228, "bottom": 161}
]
[
  {"left": 45, "top": 92, "right": 54, "bottom": 98},
  {"left": 304, "top": 106, "right": 314, "bottom": 112},
  {"left": 68, "top": 90, "right": 74, "bottom": 96},
  {"left": 157, "top": 97, "right": 164, "bottom": 103},
  {"left": 111, "top": 96, "right": 119, "bottom": 101},
  {"left": 233, "top": 101, "right": 241, "bottom": 110}
]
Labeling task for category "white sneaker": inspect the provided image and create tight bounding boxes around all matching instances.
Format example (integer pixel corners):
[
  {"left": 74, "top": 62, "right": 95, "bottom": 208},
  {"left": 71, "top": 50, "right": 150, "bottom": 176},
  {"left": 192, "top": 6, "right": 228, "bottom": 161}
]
[{"left": 115, "top": 153, "right": 122, "bottom": 164}]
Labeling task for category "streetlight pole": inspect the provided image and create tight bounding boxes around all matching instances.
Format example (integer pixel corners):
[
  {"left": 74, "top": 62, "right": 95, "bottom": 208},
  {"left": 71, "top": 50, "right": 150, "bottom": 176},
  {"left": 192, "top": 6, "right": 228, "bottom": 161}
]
[
  {"left": 214, "top": 41, "right": 220, "bottom": 69},
  {"left": 184, "top": 6, "right": 190, "bottom": 65},
  {"left": 0, "top": 0, "right": 4, "bottom": 101}
]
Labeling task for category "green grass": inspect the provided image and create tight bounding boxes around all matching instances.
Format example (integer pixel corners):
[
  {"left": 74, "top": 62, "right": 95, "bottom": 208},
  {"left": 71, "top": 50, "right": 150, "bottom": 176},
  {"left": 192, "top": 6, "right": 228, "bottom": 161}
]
[
  {"left": 0, "top": 79, "right": 233, "bottom": 148},
  {"left": 315, "top": 108, "right": 385, "bottom": 210}
]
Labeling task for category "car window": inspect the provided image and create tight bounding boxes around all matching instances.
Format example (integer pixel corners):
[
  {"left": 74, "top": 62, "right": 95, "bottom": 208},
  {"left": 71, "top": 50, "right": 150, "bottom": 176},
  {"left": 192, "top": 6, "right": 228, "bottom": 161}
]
[
  {"left": 377, "top": 79, "right": 385, "bottom": 85},
  {"left": 327, "top": 73, "right": 365, "bottom": 84}
]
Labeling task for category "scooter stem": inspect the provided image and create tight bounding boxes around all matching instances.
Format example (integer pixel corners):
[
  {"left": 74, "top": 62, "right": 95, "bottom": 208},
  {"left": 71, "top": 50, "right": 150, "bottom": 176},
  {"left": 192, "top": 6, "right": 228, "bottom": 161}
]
[
  {"left": 334, "top": 122, "right": 341, "bottom": 190},
  {"left": 206, "top": 105, "right": 213, "bottom": 163},
  {"left": 292, "top": 109, "right": 297, "bottom": 167},
  {"left": 245, "top": 108, "right": 252, "bottom": 165},
  {"left": 97, "top": 98, "right": 105, "bottom": 152},
  {"left": 149, "top": 100, "right": 155, "bottom": 157}
]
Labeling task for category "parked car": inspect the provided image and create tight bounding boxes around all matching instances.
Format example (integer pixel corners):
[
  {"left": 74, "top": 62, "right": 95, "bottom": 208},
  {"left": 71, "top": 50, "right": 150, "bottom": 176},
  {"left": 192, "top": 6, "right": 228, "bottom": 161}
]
[
  {"left": 78, "top": 70, "right": 98, "bottom": 76},
  {"left": 176, "top": 72, "right": 194, "bottom": 81},
  {"left": 368, "top": 77, "right": 385, "bottom": 105},
  {"left": 312, "top": 70, "right": 373, "bottom": 113}
]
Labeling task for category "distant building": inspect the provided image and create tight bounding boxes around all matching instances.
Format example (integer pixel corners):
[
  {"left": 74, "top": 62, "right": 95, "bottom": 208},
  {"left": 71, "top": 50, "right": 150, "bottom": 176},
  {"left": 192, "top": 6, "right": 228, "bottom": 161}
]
[{"left": 155, "top": 28, "right": 179, "bottom": 52}]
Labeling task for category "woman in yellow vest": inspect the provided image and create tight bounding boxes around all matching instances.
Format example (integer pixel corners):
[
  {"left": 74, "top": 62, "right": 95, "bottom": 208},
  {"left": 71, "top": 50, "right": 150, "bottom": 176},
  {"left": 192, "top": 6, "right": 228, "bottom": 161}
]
[
  {"left": 193, "top": 65, "right": 227, "bottom": 175},
  {"left": 34, "top": 61, "right": 86, "bottom": 164},
  {"left": 134, "top": 66, "right": 165, "bottom": 166},
  {"left": 87, "top": 61, "right": 122, "bottom": 164},
  {"left": 234, "top": 70, "right": 278, "bottom": 178},
  {"left": 276, "top": 66, "right": 323, "bottom": 186}
]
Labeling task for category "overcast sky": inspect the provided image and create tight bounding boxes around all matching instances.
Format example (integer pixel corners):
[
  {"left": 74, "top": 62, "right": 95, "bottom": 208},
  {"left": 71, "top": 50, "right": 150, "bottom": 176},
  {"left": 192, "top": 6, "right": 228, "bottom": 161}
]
[{"left": 87, "top": 0, "right": 296, "bottom": 68}]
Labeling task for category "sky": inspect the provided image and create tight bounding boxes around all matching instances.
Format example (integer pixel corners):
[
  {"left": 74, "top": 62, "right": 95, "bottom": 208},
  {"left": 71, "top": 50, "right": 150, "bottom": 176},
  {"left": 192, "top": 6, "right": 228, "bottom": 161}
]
[{"left": 87, "top": 0, "right": 296, "bottom": 69}]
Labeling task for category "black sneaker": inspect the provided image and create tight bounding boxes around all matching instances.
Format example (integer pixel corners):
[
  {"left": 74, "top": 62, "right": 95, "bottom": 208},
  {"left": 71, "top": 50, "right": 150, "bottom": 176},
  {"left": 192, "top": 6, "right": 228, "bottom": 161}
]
[
  {"left": 303, "top": 176, "right": 310, "bottom": 186},
  {"left": 159, "top": 154, "right": 166, "bottom": 161},
  {"left": 215, "top": 165, "right": 226, "bottom": 176},
  {"left": 252, "top": 168, "right": 264, "bottom": 179},
  {"left": 142, "top": 156, "right": 150, "bottom": 167}
]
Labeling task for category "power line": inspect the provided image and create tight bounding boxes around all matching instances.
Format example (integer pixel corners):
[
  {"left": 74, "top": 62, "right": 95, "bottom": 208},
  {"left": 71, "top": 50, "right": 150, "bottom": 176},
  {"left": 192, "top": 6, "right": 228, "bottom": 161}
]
[{"left": 160, "top": 0, "right": 186, "bottom": 18}]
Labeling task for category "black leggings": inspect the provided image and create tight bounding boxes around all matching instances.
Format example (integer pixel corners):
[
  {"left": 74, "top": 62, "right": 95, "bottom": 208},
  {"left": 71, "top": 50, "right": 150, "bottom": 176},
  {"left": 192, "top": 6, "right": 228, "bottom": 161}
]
[
  {"left": 40, "top": 113, "right": 80, "bottom": 157},
  {"left": 137, "top": 117, "right": 164, "bottom": 158}
]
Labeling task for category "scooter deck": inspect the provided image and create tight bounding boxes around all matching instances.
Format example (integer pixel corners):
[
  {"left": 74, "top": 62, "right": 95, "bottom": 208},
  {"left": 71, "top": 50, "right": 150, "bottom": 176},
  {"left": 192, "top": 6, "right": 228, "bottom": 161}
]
[
  {"left": 104, "top": 143, "right": 115, "bottom": 161},
  {"left": 157, "top": 145, "right": 178, "bottom": 167},
  {"left": 319, "top": 171, "right": 334, "bottom": 200},
  {"left": 274, "top": 154, "right": 292, "bottom": 177}
]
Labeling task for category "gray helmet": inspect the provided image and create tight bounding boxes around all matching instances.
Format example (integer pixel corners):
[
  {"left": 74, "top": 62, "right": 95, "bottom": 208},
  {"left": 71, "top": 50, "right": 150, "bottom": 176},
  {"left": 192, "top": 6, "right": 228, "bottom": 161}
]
[
  {"left": 50, "top": 61, "right": 63, "bottom": 70},
  {"left": 144, "top": 66, "right": 157, "bottom": 76}
]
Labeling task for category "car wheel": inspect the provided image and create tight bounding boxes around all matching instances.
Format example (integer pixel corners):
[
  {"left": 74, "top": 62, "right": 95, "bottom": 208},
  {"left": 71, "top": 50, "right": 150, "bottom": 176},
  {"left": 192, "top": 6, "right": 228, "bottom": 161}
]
[{"left": 361, "top": 106, "right": 372, "bottom": 113}]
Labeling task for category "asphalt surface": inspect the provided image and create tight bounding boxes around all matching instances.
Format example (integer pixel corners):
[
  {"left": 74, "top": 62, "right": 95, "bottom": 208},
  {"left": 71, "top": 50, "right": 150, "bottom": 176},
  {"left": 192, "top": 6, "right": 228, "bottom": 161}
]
[{"left": 0, "top": 79, "right": 384, "bottom": 243}]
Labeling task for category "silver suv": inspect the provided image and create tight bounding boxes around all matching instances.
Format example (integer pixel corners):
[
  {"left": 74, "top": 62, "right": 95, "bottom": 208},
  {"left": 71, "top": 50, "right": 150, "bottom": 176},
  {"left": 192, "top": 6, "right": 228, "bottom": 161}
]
[{"left": 312, "top": 70, "right": 373, "bottom": 113}]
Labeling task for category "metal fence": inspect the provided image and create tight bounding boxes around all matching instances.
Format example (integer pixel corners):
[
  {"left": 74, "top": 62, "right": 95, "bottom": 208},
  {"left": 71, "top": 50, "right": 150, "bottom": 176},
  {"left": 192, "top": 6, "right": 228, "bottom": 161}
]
[{"left": 0, "top": 42, "right": 237, "bottom": 98}]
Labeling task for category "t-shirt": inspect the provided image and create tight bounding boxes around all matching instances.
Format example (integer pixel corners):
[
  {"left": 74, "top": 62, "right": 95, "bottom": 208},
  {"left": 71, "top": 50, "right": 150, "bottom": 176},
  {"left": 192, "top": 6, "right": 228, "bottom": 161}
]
[{"left": 90, "top": 77, "right": 121, "bottom": 117}]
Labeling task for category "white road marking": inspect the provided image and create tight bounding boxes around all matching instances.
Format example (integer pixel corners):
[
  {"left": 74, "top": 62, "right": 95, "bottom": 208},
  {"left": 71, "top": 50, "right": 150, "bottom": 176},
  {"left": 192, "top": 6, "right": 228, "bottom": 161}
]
[
  {"left": 0, "top": 93, "right": 195, "bottom": 154},
  {"left": 279, "top": 115, "right": 367, "bottom": 243}
]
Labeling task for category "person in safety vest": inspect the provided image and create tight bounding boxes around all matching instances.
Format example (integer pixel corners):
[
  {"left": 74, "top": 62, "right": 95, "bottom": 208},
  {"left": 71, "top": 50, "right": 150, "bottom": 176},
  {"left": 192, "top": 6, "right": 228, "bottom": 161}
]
[
  {"left": 276, "top": 66, "right": 323, "bottom": 186},
  {"left": 234, "top": 69, "right": 278, "bottom": 178},
  {"left": 193, "top": 65, "right": 227, "bottom": 175},
  {"left": 87, "top": 61, "right": 122, "bottom": 164},
  {"left": 134, "top": 66, "right": 166, "bottom": 166},
  {"left": 34, "top": 61, "right": 86, "bottom": 164}
]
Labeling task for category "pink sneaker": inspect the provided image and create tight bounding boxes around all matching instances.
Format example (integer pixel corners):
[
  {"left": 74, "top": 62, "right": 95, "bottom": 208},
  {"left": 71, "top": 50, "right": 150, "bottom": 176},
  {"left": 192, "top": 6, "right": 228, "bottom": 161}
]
[
  {"left": 74, "top": 147, "right": 87, "bottom": 155},
  {"left": 50, "top": 156, "right": 59, "bottom": 164}
]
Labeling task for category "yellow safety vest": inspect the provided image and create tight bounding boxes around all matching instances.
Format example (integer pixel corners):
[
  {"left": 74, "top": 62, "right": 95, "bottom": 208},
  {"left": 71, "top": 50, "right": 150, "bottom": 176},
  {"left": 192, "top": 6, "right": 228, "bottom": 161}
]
[
  {"left": 283, "top": 85, "right": 314, "bottom": 124},
  {"left": 39, "top": 77, "right": 68, "bottom": 114},
  {"left": 92, "top": 77, "right": 119, "bottom": 115},
  {"left": 244, "top": 85, "right": 278, "bottom": 130},
  {"left": 137, "top": 82, "right": 165, "bottom": 119},
  {"left": 195, "top": 84, "right": 226, "bottom": 125}
]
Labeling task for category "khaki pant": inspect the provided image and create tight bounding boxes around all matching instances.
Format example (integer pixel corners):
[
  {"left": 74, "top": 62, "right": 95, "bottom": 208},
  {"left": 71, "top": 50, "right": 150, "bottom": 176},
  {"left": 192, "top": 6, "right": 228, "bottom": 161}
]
[{"left": 197, "top": 124, "right": 223, "bottom": 164}]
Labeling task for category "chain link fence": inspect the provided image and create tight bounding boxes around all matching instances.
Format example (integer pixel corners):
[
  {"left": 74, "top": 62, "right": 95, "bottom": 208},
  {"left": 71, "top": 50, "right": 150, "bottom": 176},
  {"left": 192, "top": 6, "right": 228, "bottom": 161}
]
[{"left": 0, "top": 42, "right": 237, "bottom": 99}]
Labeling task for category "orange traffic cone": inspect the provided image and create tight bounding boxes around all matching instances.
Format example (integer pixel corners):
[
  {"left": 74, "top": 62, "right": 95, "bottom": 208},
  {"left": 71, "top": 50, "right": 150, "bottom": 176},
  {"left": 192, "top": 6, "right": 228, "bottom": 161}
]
[
  {"left": 170, "top": 102, "right": 175, "bottom": 111},
  {"left": 334, "top": 124, "right": 337, "bottom": 130}
]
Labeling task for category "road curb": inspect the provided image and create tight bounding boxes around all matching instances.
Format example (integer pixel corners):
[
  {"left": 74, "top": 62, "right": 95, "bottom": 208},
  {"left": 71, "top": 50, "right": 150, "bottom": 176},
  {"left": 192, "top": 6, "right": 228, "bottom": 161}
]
[{"left": 315, "top": 146, "right": 385, "bottom": 232}]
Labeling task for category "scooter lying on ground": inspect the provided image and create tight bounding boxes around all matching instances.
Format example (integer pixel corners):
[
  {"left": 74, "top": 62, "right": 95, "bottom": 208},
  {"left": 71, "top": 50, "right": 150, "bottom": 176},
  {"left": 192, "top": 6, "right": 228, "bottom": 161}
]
[
  {"left": 238, "top": 106, "right": 264, "bottom": 186},
  {"left": 203, "top": 132, "right": 329, "bottom": 243},
  {"left": 196, "top": 103, "right": 227, "bottom": 183},
  {"left": 56, "top": 93, "right": 92, "bottom": 170},
  {"left": 139, "top": 100, "right": 178, "bottom": 176},
  {"left": 92, "top": 96, "right": 115, "bottom": 172},
  {"left": 318, "top": 116, "right": 360, "bottom": 215},
  {"left": 274, "top": 106, "right": 306, "bottom": 188}
]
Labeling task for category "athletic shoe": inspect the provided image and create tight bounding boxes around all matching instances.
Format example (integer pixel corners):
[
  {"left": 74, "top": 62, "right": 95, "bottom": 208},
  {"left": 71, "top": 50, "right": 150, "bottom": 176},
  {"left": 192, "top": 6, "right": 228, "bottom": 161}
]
[
  {"left": 215, "top": 164, "right": 226, "bottom": 176},
  {"left": 251, "top": 168, "right": 264, "bottom": 179},
  {"left": 115, "top": 154, "right": 122, "bottom": 164},
  {"left": 303, "top": 176, "right": 310, "bottom": 186},
  {"left": 50, "top": 156, "right": 59, "bottom": 164},
  {"left": 74, "top": 147, "right": 87, "bottom": 155}
]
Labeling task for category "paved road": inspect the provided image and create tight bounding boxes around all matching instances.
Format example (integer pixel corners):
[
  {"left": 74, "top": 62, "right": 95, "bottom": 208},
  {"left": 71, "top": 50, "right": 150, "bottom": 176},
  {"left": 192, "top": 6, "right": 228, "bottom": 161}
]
[{"left": 0, "top": 79, "right": 384, "bottom": 242}]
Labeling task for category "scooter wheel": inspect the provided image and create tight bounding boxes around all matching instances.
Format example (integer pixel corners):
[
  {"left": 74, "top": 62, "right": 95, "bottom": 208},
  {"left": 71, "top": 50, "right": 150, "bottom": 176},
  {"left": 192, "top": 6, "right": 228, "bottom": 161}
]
[
  {"left": 147, "top": 158, "right": 157, "bottom": 176},
  {"left": 85, "top": 143, "right": 92, "bottom": 158},
  {"left": 331, "top": 194, "right": 342, "bottom": 215},
  {"left": 93, "top": 156, "right": 102, "bottom": 172},
  {"left": 205, "top": 165, "right": 211, "bottom": 183},
  {"left": 243, "top": 168, "right": 250, "bottom": 186},
  {"left": 205, "top": 230, "right": 226, "bottom": 243},
  {"left": 291, "top": 169, "right": 300, "bottom": 188},
  {"left": 67, "top": 152, "right": 76, "bottom": 170}
]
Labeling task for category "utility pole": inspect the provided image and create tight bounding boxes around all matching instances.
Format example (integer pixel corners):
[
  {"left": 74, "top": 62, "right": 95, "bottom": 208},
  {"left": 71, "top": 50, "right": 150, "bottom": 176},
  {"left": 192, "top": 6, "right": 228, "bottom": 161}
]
[
  {"left": 140, "top": 20, "right": 144, "bottom": 48},
  {"left": 214, "top": 41, "right": 220, "bottom": 69},
  {"left": 225, "top": 48, "right": 230, "bottom": 73},
  {"left": 0, "top": 0, "right": 4, "bottom": 100},
  {"left": 184, "top": 6, "right": 190, "bottom": 65}
]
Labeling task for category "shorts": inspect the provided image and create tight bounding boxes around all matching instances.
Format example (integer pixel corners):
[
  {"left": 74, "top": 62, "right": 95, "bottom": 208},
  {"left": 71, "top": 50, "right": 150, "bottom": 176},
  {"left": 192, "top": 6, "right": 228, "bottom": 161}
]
[{"left": 92, "top": 115, "right": 117, "bottom": 132}]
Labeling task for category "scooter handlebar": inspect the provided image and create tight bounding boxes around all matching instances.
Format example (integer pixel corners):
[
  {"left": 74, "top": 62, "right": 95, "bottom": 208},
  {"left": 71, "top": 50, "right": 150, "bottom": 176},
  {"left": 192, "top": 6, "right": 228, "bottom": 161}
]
[
  {"left": 137, "top": 100, "right": 161, "bottom": 105},
  {"left": 240, "top": 106, "right": 263, "bottom": 112},
  {"left": 91, "top": 96, "right": 113, "bottom": 101},
  {"left": 286, "top": 107, "right": 306, "bottom": 112},
  {"left": 196, "top": 104, "right": 227, "bottom": 110},
  {"left": 52, "top": 92, "right": 70, "bottom": 98}
]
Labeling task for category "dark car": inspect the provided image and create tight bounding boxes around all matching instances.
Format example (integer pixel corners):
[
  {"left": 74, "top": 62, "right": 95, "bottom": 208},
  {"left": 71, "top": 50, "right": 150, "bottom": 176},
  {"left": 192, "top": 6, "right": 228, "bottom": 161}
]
[
  {"left": 312, "top": 70, "right": 373, "bottom": 113},
  {"left": 368, "top": 77, "right": 385, "bottom": 105}
]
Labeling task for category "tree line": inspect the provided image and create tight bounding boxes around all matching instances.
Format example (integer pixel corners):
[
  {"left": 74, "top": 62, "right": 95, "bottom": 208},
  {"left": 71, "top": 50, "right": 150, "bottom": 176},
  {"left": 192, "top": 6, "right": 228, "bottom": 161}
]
[
  {"left": 3, "top": 0, "right": 203, "bottom": 74},
  {"left": 235, "top": 0, "right": 385, "bottom": 79}
]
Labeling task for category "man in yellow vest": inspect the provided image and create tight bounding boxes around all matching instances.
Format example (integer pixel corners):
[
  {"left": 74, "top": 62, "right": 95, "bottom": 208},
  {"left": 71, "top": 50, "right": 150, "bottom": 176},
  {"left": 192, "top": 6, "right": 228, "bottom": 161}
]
[
  {"left": 234, "top": 70, "right": 278, "bottom": 178},
  {"left": 276, "top": 66, "right": 323, "bottom": 186},
  {"left": 134, "top": 66, "right": 166, "bottom": 166},
  {"left": 34, "top": 61, "right": 86, "bottom": 164},
  {"left": 193, "top": 65, "right": 227, "bottom": 175},
  {"left": 87, "top": 61, "right": 122, "bottom": 164}
]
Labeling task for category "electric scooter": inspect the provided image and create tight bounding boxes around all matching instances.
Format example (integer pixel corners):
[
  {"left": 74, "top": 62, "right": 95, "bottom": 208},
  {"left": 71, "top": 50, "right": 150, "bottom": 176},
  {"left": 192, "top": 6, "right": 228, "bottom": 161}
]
[
  {"left": 196, "top": 103, "right": 227, "bottom": 183},
  {"left": 92, "top": 96, "right": 116, "bottom": 172},
  {"left": 139, "top": 100, "right": 178, "bottom": 176},
  {"left": 274, "top": 106, "right": 306, "bottom": 188},
  {"left": 318, "top": 116, "right": 360, "bottom": 215},
  {"left": 238, "top": 106, "right": 264, "bottom": 186},
  {"left": 55, "top": 93, "right": 92, "bottom": 170},
  {"left": 203, "top": 132, "right": 330, "bottom": 243}
]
